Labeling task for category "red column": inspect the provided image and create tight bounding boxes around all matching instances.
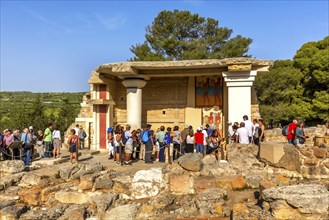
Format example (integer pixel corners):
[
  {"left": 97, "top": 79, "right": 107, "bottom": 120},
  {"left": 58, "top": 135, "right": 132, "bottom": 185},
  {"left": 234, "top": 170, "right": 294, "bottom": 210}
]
[
  {"left": 99, "top": 84, "right": 107, "bottom": 149},
  {"left": 99, "top": 84, "right": 107, "bottom": 99},
  {"left": 99, "top": 105, "right": 107, "bottom": 149}
]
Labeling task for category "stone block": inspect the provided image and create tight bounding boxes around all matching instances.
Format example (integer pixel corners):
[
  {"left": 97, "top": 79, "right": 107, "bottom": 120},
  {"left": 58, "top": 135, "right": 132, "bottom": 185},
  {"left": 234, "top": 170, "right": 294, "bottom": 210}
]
[
  {"left": 18, "top": 186, "right": 42, "bottom": 206},
  {"left": 262, "top": 184, "right": 329, "bottom": 215},
  {"left": 260, "top": 142, "right": 285, "bottom": 164},
  {"left": 18, "top": 173, "right": 49, "bottom": 188},
  {"left": 313, "top": 147, "right": 327, "bottom": 158},
  {"left": 169, "top": 174, "right": 194, "bottom": 195},
  {"left": 260, "top": 143, "right": 301, "bottom": 172},
  {"left": 178, "top": 153, "right": 202, "bottom": 172},
  {"left": 0, "top": 160, "right": 25, "bottom": 173},
  {"left": 270, "top": 200, "right": 302, "bottom": 219},
  {"left": 79, "top": 173, "right": 99, "bottom": 191},
  {"left": 193, "top": 176, "right": 217, "bottom": 194},
  {"left": 131, "top": 168, "right": 165, "bottom": 199},
  {"left": 259, "top": 180, "right": 277, "bottom": 191},
  {"left": 105, "top": 204, "right": 138, "bottom": 220},
  {"left": 217, "top": 176, "right": 246, "bottom": 190},
  {"left": 274, "top": 174, "right": 289, "bottom": 185},
  {"left": 55, "top": 191, "right": 88, "bottom": 204},
  {"left": 0, "top": 204, "right": 27, "bottom": 219},
  {"left": 304, "top": 158, "right": 318, "bottom": 166}
]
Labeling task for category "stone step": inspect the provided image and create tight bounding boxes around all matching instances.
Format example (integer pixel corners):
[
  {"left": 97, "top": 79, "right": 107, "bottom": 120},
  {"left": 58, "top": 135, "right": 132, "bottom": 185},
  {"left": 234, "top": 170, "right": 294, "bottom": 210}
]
[
  {"left": 31, "top": 157, "right": 69, "bottom": 166},
  {"left": 79, "top": 150, "right": 100, "bottom": 156}
]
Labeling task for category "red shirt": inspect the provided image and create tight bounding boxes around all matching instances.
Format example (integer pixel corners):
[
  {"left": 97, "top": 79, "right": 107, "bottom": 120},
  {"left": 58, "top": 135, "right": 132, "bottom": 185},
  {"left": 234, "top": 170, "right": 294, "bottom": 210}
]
[
  {"left": 194, "top": 132, "right": 204, "bottom": 144},
  {"left": 287, "top": 122, "right": 297, "bottom": 140}
]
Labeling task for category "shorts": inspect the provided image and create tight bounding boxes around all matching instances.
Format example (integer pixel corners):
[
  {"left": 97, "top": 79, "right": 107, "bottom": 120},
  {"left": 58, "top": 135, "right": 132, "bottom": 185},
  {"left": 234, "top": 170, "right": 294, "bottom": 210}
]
[
  {"left": 69, "top": 144, "right": 76, "bottom": 153},
  {"left": 53, "top": 139, "right": 61, "bottom": 149},
  {"left": 155, "top": 142, "right": 160, "bottom": 151},
  {"left": 125, "top": 144, "right": 133, "bottom": 154}
]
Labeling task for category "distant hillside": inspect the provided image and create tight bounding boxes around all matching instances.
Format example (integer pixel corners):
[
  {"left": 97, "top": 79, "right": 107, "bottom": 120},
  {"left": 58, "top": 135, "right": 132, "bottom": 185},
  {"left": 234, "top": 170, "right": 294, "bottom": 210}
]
[{"left": 0, "top": 91, "right": 86, "bottom": 132}]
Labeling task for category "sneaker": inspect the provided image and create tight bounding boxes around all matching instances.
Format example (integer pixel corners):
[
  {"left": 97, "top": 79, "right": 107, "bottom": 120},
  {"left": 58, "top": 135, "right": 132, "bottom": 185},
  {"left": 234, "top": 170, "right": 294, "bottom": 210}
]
[
  {"left": 115, "top": 162, "right": 121, "bottom": 166},
  {"left": 124, "top": 161, "right": 132, "bottom": 166},
  {"left": 219, "top": 160, "right": 228, "bottom": 163},
  {"left": 156, "top": 158, "right": 159, "bottom": 162}
]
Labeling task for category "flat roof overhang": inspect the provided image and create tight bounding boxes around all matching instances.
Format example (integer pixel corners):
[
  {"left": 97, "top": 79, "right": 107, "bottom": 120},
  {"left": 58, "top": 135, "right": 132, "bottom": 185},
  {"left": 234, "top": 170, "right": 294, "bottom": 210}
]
[{"left": 88, "top": 58, "right": 273, "bottom": 84}]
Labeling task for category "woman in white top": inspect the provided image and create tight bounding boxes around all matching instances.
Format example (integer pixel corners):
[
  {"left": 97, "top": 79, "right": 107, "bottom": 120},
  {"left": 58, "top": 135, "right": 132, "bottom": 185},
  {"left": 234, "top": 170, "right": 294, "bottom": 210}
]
[
  {"left": 52, "top": 125, "right": 61, "bottom": 159},
  {"left": 185, "top": 130, "right": 195, "bottom": 153}
]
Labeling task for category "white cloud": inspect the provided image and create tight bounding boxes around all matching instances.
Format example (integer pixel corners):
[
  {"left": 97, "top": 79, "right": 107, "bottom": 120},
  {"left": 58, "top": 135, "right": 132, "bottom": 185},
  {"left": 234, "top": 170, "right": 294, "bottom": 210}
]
[
  {"left": 96, "top": 13, "right": 127, "bottom": 30},
  {"left": 23, "top": 7, "right": 74, "bottom": 35}
]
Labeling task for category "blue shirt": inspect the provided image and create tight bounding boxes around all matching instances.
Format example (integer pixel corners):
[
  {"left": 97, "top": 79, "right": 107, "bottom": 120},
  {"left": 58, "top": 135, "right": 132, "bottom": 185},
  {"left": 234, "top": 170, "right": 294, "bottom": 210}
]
[
  {"left": 164, "top": 132, "right": 171, "bottom": 144},
  {"left": 21, "top": 133, "right": 31, "bottom": 144}
]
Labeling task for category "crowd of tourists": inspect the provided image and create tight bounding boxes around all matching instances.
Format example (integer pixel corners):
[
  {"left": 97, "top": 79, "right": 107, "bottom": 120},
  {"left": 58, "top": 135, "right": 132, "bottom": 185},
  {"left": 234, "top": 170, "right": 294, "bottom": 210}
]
[
  {"left": 0, "top": 123, "right": 88, "bottom": 166},
  {"left": 106, "top": 115, "right": 265, "bottom": 166}
]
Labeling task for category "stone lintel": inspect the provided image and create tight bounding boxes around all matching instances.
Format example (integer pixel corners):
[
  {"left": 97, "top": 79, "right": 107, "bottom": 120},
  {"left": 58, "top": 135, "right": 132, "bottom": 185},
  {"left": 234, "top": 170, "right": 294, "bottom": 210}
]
[
  {"left": 226, "top": 81, "right": 254, "bottom": 87},
  {"left": 222, "top": 70, "right": 257, "bottom": 87},
  {"left": 228, "top": 64, "right": 252, "bottom": 71},
  {"left": 89, "top": 99, "right": 115, "bottom": 105}
]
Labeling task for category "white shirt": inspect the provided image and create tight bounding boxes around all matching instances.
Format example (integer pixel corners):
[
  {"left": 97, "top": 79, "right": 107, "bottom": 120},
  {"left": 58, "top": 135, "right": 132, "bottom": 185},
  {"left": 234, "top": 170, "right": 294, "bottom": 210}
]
[
  {"left": 74, "top": 127, "right": 79, "bottom": 136},
  {"left": 202, "top": 129, "right": 208, "bottom": 145},
  {"left": 253, "top": 123, "right": 259, "bottom": 135},
  {"left": 125, "top": 130, "right": 133, "bottom": 145},
  {"left": 244, "top": 120, "right": 254, "bottom": 137},
  {"left": 228, "top": 125, "right": 234, "bottom": 137},
  {"left": 52, "top": 130, "right": 61, "bottom": 140},
  {"left": 186, "top": 135, "right": 194, "bottom": 144},
  {"left": 237, "top": 127, "right": 249, "bottom": 144}
]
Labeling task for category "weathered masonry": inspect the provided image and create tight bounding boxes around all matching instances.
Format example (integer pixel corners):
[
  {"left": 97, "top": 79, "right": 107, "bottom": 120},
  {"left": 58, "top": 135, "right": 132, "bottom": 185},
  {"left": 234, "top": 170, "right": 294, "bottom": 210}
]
[{"left": 75, "top": 58, "right": 272, "bottom": 150}]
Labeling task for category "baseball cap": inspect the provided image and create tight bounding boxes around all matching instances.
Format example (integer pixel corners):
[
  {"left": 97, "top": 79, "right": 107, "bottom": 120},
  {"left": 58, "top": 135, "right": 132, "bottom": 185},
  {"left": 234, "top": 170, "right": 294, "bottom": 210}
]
[{"left": 29, "top": 126, "right": 33, "bottom": 130}]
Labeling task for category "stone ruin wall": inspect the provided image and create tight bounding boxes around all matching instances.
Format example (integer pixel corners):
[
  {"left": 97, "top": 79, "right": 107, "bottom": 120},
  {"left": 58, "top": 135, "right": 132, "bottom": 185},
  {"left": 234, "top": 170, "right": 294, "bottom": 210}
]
[
  {"left": 265, "top": 125, "right": 327, "bottom": 146},
  {"left": 114, "top": 77, "right": 188, "bottom": 130}
]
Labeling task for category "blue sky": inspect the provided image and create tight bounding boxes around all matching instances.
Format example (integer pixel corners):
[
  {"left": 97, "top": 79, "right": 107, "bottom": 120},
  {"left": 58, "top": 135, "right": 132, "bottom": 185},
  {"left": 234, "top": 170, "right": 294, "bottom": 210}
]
[{"left": 1, "top": 0, "right": 328, "bottom": 92}]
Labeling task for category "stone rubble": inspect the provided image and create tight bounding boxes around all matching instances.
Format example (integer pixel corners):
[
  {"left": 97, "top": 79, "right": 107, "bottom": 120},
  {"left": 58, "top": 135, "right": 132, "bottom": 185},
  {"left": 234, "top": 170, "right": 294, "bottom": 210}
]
[{"left": 0, "top": 142, "right": 328, "bottom": 219}]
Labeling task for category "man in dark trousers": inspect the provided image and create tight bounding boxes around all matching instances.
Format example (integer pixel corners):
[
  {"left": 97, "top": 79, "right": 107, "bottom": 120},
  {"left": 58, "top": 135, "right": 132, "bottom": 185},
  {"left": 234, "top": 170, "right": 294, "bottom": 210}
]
[{"left": 144, "top": 124, "right": 154, "bottom": 164}]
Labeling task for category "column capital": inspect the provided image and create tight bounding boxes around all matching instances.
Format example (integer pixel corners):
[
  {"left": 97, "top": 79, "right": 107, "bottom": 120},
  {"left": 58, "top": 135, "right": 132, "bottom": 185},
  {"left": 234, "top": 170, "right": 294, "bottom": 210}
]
[
  {"left": 122, "top": 78, "right": 147, "bottom": 89},
  {"left": 222, "top": 70, "right": 257, "bottom": 87}
]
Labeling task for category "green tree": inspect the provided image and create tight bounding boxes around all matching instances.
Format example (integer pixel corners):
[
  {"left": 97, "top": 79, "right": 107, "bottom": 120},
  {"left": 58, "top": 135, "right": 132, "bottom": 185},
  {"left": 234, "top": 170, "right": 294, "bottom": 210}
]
[
  {"left": 255, "top": 36, "right": 329, "bottom": 126},
  {"left": 294, "top": 36, "right": 329, "bottom": 121},
  {"left": 255, "top": 60, "right": 313, "bottom": 127},
  {"left": 130, "top": 10, "right": 252, "bottom": 61}
]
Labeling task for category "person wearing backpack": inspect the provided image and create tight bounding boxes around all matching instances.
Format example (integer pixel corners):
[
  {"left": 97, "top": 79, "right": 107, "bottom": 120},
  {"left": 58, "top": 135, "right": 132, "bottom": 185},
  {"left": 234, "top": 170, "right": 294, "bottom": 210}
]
[
  {"left": 143, "top": 124, "right": 154, "bottom": 164},
  {"left": 122, "top": 124, "right": 133, "bottom": 166},
  {"left": 287, "top": 119, "right": 298, "bottom": 144}
]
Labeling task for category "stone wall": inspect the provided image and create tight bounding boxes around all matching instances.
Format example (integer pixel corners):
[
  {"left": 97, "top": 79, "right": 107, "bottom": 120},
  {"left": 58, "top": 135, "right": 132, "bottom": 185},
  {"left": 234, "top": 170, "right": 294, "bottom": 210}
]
[
  {"left": 264, "top": 125, "right": 327, "bottom": 146},
  {"left": 260, "top": 142, "right": 329, "bottom": 179},
  {"left": 114, "top": 77, "right": 188, "bottom": 130}
]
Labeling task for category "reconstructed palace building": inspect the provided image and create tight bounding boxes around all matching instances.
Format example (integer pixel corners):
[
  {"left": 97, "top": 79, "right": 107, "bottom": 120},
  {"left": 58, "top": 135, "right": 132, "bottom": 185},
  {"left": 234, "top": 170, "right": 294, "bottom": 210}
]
[{"left": 75, "top": 58, "right": 272, "bottom": 150}]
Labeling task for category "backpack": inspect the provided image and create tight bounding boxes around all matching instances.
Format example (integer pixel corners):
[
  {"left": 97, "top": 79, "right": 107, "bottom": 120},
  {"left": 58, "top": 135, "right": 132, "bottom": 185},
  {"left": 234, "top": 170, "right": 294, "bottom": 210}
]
[
  {"left": 141, "top": 130, "right": 149, "bottom": 143},
  {"left": 282, "top": 125, "right": 289, "bottom": 136},
  {"left": 121, "top": 131, "right": 128, "bottom": 145}
]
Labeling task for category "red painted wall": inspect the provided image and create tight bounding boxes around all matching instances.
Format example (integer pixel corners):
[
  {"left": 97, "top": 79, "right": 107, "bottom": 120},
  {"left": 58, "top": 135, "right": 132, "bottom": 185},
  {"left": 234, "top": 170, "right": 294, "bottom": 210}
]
[
  {"left": 99, "top": 84, "right": 107, "bottom": 99},
  {"left": 99, "top": 105, "right": 107, "bottom": 149}
]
